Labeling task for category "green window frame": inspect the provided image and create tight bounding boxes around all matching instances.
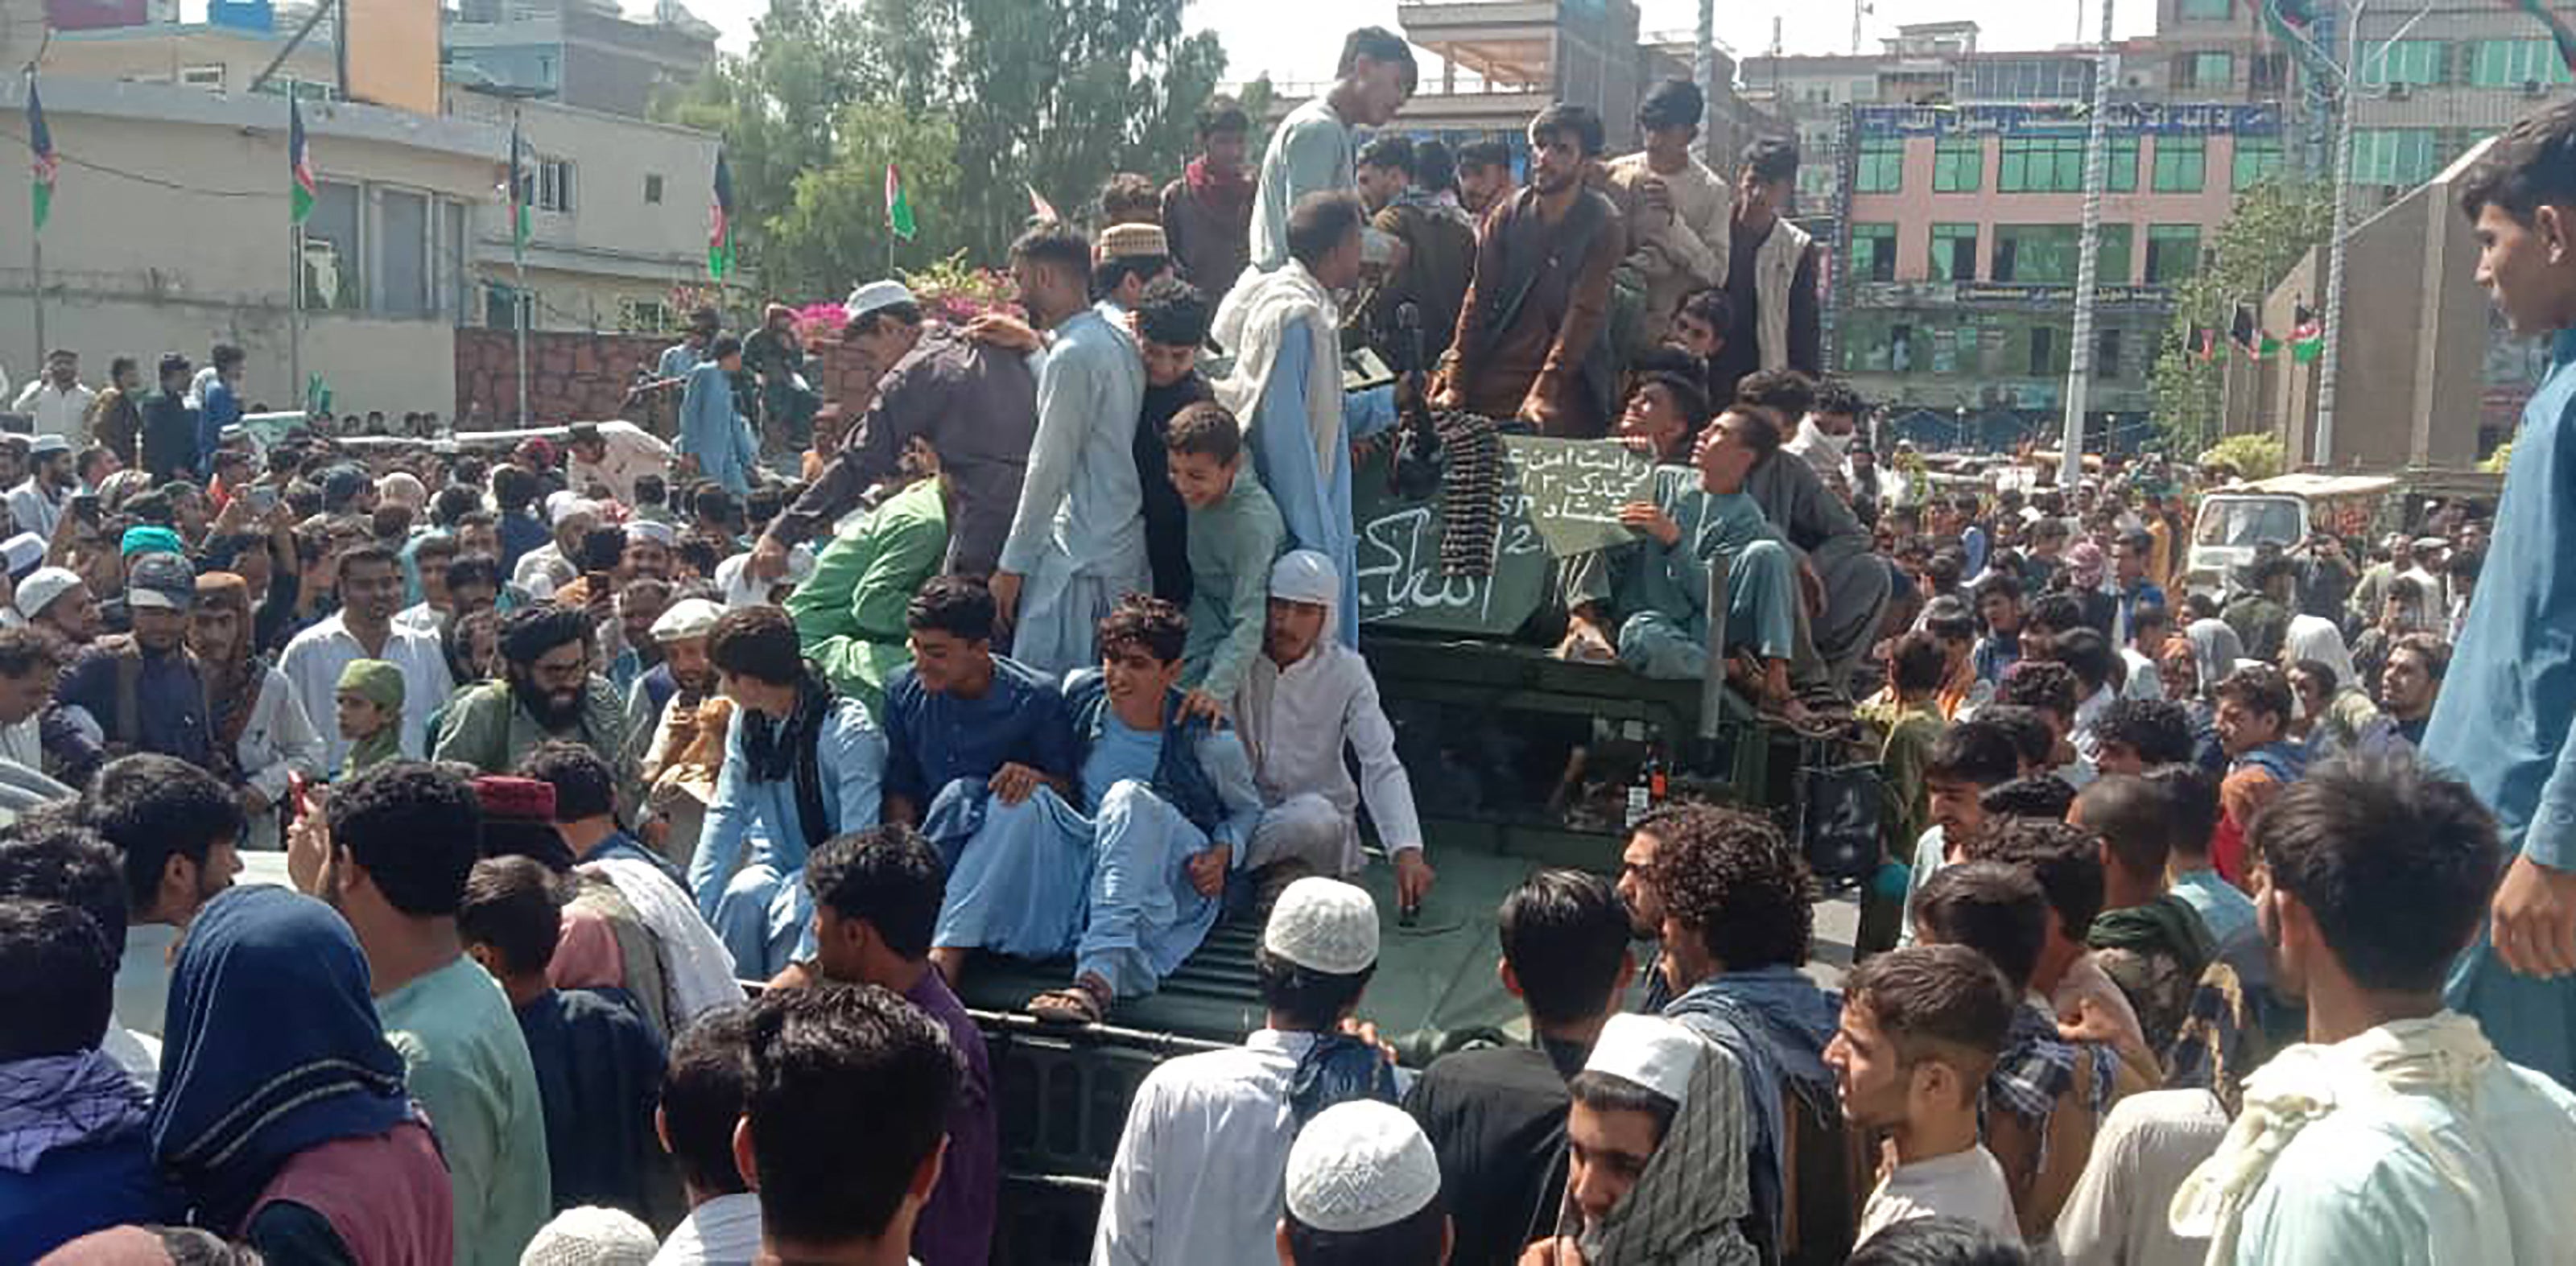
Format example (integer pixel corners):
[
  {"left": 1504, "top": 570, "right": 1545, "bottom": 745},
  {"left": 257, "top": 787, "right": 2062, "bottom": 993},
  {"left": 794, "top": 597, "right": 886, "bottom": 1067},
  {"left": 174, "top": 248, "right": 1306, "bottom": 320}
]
[
  {"left": 1933, "top": 136, "right": 1983, "bottom": 192},
  {"left": 2179, "top": 0, "right": 2230, "bottom": 19},
  {"left": 1999, "top": 135, "right": 2086, "bottom": 192},
  {"left": 1856, "top": 137, "right": 1906, "bottom": 193},
  {"left": 1850, "top": 223, "right": 1899, "bottom": 282},
  {"left": 1993, "top": 224, "right": 2083, "bottom": 284},
  {"left": 2145, "top": 225, "right": 2203, "bottom": 283},
  {"left": 2094, "top": 225, "right": 2134, "bottom": 286},
  {"left": 2232, "top": 135, "right": 2284, "bottom": 190},
  {"left": 2190, "top": 52, "right": 2235, "bottom": 88},
  {"left": 2106, "top": 135, "right": 2140, "bottom": 192},
  {"left": 2351, "top": 129, "right": 2443, "bottom": 187},
  {"left": 2362, "top": 39, "right": 2446, "bottom": 86},
  {"left": 2152, "top": 135, "right": 2207, "bottom": 192},
  {"left": 1930, "top": 223, "right": 1979, "bottom": 282},
  {"left": 2471, "top": 39, "right": 2576, "bottom": 87}
]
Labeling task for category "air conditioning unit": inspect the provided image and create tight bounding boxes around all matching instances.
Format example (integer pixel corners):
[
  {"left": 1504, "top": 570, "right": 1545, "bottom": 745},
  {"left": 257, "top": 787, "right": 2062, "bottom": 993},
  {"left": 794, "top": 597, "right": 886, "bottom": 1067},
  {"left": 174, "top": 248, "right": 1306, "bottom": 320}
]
[
  {"left": 2385, "top": 82, "right": 2411, "bottom": 100},
  {"left": 2524, "top": 80, "right": 2548, "bottom": 97}
]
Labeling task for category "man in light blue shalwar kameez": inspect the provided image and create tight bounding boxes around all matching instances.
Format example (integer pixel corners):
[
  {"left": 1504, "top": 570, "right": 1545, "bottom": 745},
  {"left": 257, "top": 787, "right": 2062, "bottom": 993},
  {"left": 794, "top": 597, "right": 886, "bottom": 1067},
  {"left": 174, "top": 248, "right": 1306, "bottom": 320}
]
[
  {"left": 1212, "top": 194, "right": 1397, "bottom": 647},
  {"left": 686, "top": 613, "right": 886, "bottom": 979},
  {"left": 677, "top": 336, "right": 759, "bottom": 498},
  {"left": 927, "top": 598, "right": 1264, "bottom": 1022},
  {"left": 996, "top": 228, "right": 1150, "bottom": 681},
  {"left": 1246, "top": 28, "right": 1415, "bottom": 274},
  {"left": 2428, "top": 109, "right": 2576, "bottom": 1091}
]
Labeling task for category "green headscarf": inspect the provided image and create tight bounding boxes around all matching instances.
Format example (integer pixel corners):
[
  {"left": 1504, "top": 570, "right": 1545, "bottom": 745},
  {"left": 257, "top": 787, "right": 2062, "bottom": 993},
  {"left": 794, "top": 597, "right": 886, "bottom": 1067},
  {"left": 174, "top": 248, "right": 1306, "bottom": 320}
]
[{"left": 335, "top": 658, "right": 405, "bottom": 776}]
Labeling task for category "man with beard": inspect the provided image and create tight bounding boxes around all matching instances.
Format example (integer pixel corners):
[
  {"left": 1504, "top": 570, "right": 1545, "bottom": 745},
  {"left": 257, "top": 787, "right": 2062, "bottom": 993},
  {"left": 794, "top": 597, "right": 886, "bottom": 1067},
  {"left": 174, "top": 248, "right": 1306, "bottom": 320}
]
[
  {"left": 44, "top": 553, "right": 217, "bottom": 785},
  {"left": 1160, "top": 96, "right": 1256, "bottom": 291},
  {"left": 6, "top": 435, "right": 75, "bottom": 541},
  {"left": 1435, "top": 104, "right": 1624, "bottom": 438},
  {"left": 301, "top": 761, "right": 552, "bottom": 1266},
  {"left": 1455, "top": 139, "right": 1517, "bottom": 219},
  {"left": 434, "top": 604, "right": 634, "bottom": 788},
  {"left": 751, "top": 280, "right": 1038, "bottom": 584},
  {"left": 632, "top": 596, "right": 721, "bottom": 782},
  {"left": 689, "top": 606, "right": 886, "bottom": 979},
  {"left": 281, "top": 542, "right": 456, "bottom": 770},
  {"left": 81, "top": 753, "right": 246, "bottom": 1043}
]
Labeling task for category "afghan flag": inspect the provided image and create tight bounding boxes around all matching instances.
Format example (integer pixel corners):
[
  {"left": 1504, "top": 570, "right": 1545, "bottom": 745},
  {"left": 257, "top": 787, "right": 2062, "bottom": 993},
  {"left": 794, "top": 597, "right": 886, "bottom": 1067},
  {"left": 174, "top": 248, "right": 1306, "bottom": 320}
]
[
  {"left": 27, "top": 74, "right": 55, "bottom": 233},
  {"left": 2191, "top": 328, "right": 2220, "bottom": 362},
  {"left": 709, "top": 151, "right": 735, "bottom": 281},
  {"left": 2228, "top": 303, "right": 2278, "bottom": 358},
  {"left": 885, "top": 162, "right": 916, "bottom": 241},
  {"left": 288, "top": 96, "right": 316, "bottom": 225},
  {"left": 2505, "top": 0, "right": 2576, "bottom": 74},
  {"left": 507, "top": 114, "right": 530, "bottom": 262},
  {"left": 2291, "top": 303, "right": 2326, "bottom": 364}
]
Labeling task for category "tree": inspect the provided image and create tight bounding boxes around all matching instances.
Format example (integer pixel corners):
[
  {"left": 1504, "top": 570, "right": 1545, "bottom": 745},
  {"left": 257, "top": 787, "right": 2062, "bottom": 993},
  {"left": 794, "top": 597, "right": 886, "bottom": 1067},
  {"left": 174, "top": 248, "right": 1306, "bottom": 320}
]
[
  {"left": 2149, "top": 177, "right": 2334, "bottom": 453},
  {"left": 765, "top": 104, "right": 965, "bottom": 299},
  {"left": 2198, "top": 433, "right": 2285, "bottom": 481}
]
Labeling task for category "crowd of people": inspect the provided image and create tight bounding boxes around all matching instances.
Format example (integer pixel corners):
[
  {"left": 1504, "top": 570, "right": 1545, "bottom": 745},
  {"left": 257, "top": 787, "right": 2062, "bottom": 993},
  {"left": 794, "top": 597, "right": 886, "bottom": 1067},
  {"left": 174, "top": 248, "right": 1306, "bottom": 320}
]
[{"left": 2, "top": 26, "right": 2574, "bottom": 1266}]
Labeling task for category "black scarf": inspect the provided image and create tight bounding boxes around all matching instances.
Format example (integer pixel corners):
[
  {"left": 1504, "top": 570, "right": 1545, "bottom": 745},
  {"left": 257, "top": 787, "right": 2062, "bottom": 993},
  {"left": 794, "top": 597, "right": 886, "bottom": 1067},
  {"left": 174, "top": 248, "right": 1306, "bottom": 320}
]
[{"left": 741, "top": 670, "right": 835, "bottom": 853}]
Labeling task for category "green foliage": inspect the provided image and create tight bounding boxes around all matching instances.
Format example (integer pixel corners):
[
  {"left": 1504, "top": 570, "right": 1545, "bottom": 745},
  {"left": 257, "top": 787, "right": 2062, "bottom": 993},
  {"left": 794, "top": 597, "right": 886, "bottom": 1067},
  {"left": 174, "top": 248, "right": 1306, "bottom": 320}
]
[
  {"left": 2149, "top": 177, "right": 2334, "bottom": 454},
  {"left": 2480, "top": 439, "right": 2514, "bottom": 473},
  {"left": 2198, "top": 433, "right": 2286, "bottom": 481},
  {"left": 658, "top": 0, "right": 1224, "bottom": 300}
]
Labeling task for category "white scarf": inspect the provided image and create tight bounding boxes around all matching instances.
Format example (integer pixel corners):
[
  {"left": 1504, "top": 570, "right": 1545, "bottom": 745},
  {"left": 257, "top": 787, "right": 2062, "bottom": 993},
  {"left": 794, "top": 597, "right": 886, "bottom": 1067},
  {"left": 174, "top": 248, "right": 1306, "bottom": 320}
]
[
  {"left": 1212, "top": 260, "right": 1346, "bottom": 476},
  {"left": 2169, "top": 1012, "right": 2500, "bottom": 1265}
]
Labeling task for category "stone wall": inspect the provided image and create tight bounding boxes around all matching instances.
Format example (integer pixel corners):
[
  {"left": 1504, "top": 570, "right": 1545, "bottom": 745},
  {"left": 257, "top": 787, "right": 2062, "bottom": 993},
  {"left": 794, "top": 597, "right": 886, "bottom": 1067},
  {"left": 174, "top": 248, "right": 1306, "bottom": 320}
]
[{"left": 452, "top": 328, "right": 881, "bottom": 431}]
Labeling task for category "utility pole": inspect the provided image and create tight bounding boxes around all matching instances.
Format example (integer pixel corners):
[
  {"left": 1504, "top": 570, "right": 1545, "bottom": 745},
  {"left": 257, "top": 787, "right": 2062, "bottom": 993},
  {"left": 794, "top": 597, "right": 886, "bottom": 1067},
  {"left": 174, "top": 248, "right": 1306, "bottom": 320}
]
[
  {"left": 2060, "top": 0, "right": 2116, "bottom": 488},
  {"left": 2313, "top": 3, "right": 2366, "bottom": 468},
  {"left": 1697, "top": 0, "right": 1715, "bottom": 165}
]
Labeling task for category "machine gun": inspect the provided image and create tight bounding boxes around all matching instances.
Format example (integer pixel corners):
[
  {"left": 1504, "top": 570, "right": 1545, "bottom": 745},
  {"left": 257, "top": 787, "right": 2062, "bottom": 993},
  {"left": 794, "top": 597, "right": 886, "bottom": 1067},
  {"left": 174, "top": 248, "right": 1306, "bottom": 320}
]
[{"left": 1389, "top": 301, "right": 1444, "bottom": 501}]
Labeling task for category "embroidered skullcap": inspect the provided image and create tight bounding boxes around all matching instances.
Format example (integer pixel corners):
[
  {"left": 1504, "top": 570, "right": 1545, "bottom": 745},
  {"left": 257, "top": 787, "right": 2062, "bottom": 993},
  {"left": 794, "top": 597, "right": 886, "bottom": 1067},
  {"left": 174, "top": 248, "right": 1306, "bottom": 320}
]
[
  {"left": 1285, "top": 1099, "right": 1443, "bottom": 1234},
  {"left": 1583, "top": 1013, "right": 1703, "bottom": 1108},
  {"left": 1269, "top": 548, "right": 1339, "bottom": 608},
  {"left": 625, "top": 518, "right": 677, "bottom": 547},
  {"left": 844, "top": 279, "right": 918, "bottom": 320},
  {"left": 650, "top": 596, "right": 724, "bottom": 643},
  {"left": 519, "top": 1205, "right": 658, "bottom": 1266},
  {"left": 1262, "top": 876, "right": 1378, "bottom": 975},
  {"left": 1097, "top": 221, "right": 1170, "bottom": 260},
  {"left": 472, "top": 775, "right": 557, "bottom": 827}
]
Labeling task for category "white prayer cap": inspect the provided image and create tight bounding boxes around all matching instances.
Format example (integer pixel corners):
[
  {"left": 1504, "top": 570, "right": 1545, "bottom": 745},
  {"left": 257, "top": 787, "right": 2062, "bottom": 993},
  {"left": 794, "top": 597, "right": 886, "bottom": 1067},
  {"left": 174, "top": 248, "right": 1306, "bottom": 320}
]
[
  {"left": 519, "top": 1205, "right": 657, "bottom": 1266},
  {"left": 845, "top": 279, "right": 919, "bottom": 321},
  {"left": 543, "top": 489, "right": 578, "bottom": 521},
  {"left": 1286, "top": 1100, "right": 1443, "bottom": 1234},
  {"left": 0, "top": 532, "right": 46, "bottom": 580},
  {"left": 551, "top": 497, "right": 601, "bottom": 526},
  {"left": 651, "top": 596, "right": 724, "bottom": 643},
  {"left": 625, "top": 518, "right": 678, "bottom": 547},
  {"left": 1582, "top": 1014, "right": 1702, "bottom": 1108},
  {"left": 15, "top": 567, "right": 80, "bottom": 621},
  {"left": 1263, "top": 876, "right": 1377, "bottom": 975},
  {"left": 1270, "top": 549, "right": 1340, "bottom": 608}
]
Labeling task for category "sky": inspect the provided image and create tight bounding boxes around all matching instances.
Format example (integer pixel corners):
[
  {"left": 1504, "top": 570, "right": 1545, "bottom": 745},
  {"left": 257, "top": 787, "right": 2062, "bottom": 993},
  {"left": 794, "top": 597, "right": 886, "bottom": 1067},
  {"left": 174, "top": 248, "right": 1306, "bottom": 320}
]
[{"left": 670, "top": 0, "right": 2162, "bottom": 67}]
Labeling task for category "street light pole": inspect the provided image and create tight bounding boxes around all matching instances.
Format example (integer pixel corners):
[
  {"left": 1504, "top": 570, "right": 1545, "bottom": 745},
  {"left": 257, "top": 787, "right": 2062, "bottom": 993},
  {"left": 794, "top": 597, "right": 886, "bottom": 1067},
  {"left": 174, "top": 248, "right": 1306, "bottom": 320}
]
[
  {"left": 2313, "top": 1, "right": 2367, "bottom": 468},
  {"left": 2061, "top": 0, "right": 2116, "bottom": 488}
]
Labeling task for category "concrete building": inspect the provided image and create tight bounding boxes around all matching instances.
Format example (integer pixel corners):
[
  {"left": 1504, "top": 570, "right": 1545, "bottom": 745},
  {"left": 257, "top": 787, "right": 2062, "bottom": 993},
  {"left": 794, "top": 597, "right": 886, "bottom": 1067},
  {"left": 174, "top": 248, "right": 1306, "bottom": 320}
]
[{"left": 443, "top": 0, "right": 720, "bottom": 120}]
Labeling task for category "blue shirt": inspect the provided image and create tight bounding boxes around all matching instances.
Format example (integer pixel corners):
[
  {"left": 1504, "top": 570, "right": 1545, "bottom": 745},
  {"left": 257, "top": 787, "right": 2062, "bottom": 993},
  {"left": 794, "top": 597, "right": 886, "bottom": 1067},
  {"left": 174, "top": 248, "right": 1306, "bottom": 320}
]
[
  {"left": 2171, "top": 867, "right": 2256, "bottom": 952},
  {"left": 691, "top": 696, "right": 886, "bottom": 921},
  {"left": 497, "top": 509, "right": 549, "bottom": 576},
  {"left": 1082, "top": 712, "right": 1164, "bottom": 808},
  {"left": 0, "top": 1129, "right": 182, "bottom": 1263},
  {"left": 1248, "top": 321, "right": 1395, "bottom": 646},
  {"left": 678, "top": 361, "right": 758, "bottom": 497},
  {"left": 579, "top": 827, "right": 684, "bottom": 889},
  {"left": 880, "top": 655, "right": 1080, "bottom": 807},
  {"left": 198, "top": 378, "right": 242, "bottom": 476},
  {"left": 997, "top": 306, "right": 1146, "bottom": 579}
]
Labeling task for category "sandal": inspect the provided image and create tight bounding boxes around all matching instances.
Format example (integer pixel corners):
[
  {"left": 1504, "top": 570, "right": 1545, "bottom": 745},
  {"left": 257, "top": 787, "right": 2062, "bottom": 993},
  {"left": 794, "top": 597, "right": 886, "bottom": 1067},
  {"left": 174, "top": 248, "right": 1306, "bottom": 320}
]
[{"left": 1027, "top": 975, "right": 1111, "bottom": 1026}]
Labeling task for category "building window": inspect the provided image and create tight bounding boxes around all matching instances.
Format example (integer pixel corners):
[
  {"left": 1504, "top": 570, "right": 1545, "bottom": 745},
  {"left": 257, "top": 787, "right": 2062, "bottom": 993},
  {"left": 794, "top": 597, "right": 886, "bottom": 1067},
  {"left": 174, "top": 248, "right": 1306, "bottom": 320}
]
[
  {"left": 1999, "top": 135, "right": 2087, "bottom": 192},
  {"left": 2106, "top": 134, "right": 2140, "bottom": 192},
  {"left": 1992, "top": 224, "right": 2082, "bottom": 283},
  {"left": 538, "top": 158, "right": 575, "bottom": 212},
  {"left": 619, "top": 298, "right": 675, "bottom": 333},
  {"left": 180, "top": 64, "right": 226, "bottom": 91},
  {"left": 2174, "top": 52, "right": 2235, "bottom": 89},
  {"left": 2029, "top": 326, "right": 2059, "bottom": 377},
  {"left": 1934, "top": 136, "right": 1983, "bottom": 192},
  {"left": 1890, "top": 324, "right": 1915, "bottom": 374},
  {"left": 2095, "top": 224, "right": 2134, "bottom": 285},
  {"left": 301, "top": 181, "right": 362, "bottom": 311},
  {"left": 2251, "top": 52, "right": 2289, "bottom": 92},
  {"left": 374, "top": 188, "right": 433, "bottom": 318},
  {"left": 1930, "top": 223, "right": 1979, "bottom": 281},
  {"left": 2146, "top": 224, "right": 2203, "bottom": 283},
  {"left": 644, "top": 174, "right": 664, "bottom": 204},
  {"left": 2153, "top": 135, "right": 2207, "bottom": 192},
  {"left": 2471, "top": 39, "right": 2576, "bottom": 87},
  {"left": 485, "top": 284, "right": 535, "bottom": 331},
  {"left": 1851, "top": 224, "right": 1899, "bottom": 282},
  {"left": 2179, "top": 0, "right": 2230, "bottom": 18},
  {"left": 2098, "top": 328, "right": 2124, "bottom": 380},
  {"left": 2363, "top": 39, "right": 2446, "bottom": 87},
  {"left": 1856, "top": 138, "right": 1905, "bottom": 194},
  {"left": 2233, "top": 135, "right": 2284, "bottom": 189},
  {"left": 2352, "top": 129, "right": 2443, "bottom": 187}
]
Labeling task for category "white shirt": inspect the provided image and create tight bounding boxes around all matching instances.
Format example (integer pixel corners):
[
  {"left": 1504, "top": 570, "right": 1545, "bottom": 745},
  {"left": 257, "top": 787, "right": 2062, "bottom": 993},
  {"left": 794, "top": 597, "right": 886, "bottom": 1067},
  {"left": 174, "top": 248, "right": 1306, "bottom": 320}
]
[
  {"left": 186, "top": 365, "right": 220, "bottom": 410},
  {"left": 394, "top": 601, "right": 446, "bottom": 637},
  {"left": 1856, "top": 1144, "right": 2019, "bottom": 1247},
  {"left": 2052, "top": 1089, "right": 2227, "bottom": 1266},
  {"left": 279, "top": 612, "right": 456, "bottom": 771},
  {"left": 1092, "top": 1029, "right": 1319, "bottom": 1266},
  {"left": 1232, "top": 641, "right": 1425, "bottom": 868},
  {"left": 568, "top": 421, "right": 676, "bottom": 505},
  {"left": 2072, "top": 683, "right": 2117, "bottom": 765},
  {"left": 650, "top": 1191, "right": 762, "bottom": 1266},
  {"left": 713, "top": 545, "right": 812, "bottom": 609},
  {"left": 102, "top": 1024, "right": 162, "bottom": 1086},
  {"left": 6, "top": 476, "right": 67, "bottom": 541},
  {"left": 12, "top": 380, "right": 94, "bottom": 440},
  {"left": 2120, "top": 646, "right": 2165, "bottom": 702},
  {"left": 118, "top": 923, "right": 180, "bottom": 1039},
  {"left": 514, "top": 542, "right": 575, "bottom": 602}
]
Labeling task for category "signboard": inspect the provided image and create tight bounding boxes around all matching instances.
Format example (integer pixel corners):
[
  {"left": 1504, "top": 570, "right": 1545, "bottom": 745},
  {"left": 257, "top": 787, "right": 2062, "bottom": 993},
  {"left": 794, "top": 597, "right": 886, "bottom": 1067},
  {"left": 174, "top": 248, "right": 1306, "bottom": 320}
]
[
  {"left": 1503, "top": 435, "right": 1657, "bottom": 558},
  {"left": 1854, "top": 101, "right": 2281, "bottom": 139}
]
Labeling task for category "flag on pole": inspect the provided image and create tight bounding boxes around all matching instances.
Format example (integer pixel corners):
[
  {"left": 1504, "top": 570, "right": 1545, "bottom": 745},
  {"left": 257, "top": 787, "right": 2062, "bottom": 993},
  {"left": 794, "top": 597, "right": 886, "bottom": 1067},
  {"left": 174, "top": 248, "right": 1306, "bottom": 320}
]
[
  {"left": 1026, "top": 182, "right": 1060, "bottom": 223},
  {"left": 2291, "top": 303, "right": 2326, "bottom": 364},
  {"left": 2191, "top": 328, "right": 2219, "bottom": 362},
  {"left": 709, "top": 151, "right": 736, "bottom": 281},
  {"left": 288, "top": 96, "right": 316, "bottom": 225},
  {"left": 27, "top": 74, "right": 56, "bottom": 233},
  {"left": 2504, "top": 0, "right": 2576, "bottom": 75},
  {"left": 885, "top": 162, "right": 916, "bottom": 241},
  {"left": 2227, "top": 303, "right": 2277, "bottom": 358},
  {"left": 507, "top": 114, "right": 530, "bottom": 263}
]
